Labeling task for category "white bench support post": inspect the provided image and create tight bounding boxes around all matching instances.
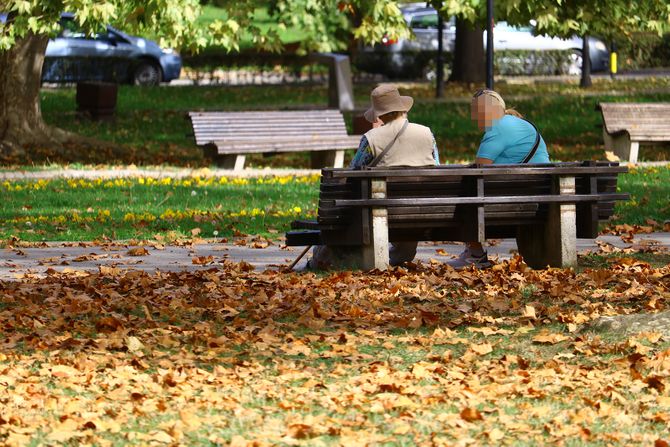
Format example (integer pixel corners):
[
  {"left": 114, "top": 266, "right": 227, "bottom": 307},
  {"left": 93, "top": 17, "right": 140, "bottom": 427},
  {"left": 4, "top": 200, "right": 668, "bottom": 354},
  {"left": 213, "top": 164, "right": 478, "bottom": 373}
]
[
  {"left": 310, "top": 150, "right": 346, "bottom": 169},
  {"left": 603, "top": 130, "right": 639, "bottom": 163},
  {"left": 362, "top": 178, "right": 390, "bottom": 270},
  {"left": 516, "top": 176, "right": 577, "bottom": 269},
  {"left": 218, "top": 154, "right": 246, "bottom": 171}
]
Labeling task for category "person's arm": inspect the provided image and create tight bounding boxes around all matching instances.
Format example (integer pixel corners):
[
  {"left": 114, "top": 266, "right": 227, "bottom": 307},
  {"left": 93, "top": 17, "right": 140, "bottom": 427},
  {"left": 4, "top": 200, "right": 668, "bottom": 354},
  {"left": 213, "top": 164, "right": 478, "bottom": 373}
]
[
  {"left": 350, "top": 136, "right": 373, "bottom": 169},
  {"left": 475, "top": 128, "right": 503, "bottom": 165},
  {"left": 431, "top": 135, "right": 440, "bottom": 165}
]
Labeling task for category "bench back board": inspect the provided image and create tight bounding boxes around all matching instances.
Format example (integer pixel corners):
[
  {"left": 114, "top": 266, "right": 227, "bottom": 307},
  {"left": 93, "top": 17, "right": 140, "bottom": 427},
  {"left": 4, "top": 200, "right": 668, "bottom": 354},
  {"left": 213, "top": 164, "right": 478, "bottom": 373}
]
[
  {"left": 312, "top": 162, "right": 625, "bottom": 245},
  {"left": 189, "top": 109, "right": 356, "bottom": 142}
]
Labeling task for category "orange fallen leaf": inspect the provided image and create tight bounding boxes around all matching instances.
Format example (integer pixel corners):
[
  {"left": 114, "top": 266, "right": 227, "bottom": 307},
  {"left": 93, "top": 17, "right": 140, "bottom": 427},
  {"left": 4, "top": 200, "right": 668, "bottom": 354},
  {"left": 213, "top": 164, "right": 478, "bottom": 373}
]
[
  {"left": 460, "top": 407, "right": 483, "bottom": 422},
  {"left": 126, "top": 247, "right": 149, "bottom": 256}
]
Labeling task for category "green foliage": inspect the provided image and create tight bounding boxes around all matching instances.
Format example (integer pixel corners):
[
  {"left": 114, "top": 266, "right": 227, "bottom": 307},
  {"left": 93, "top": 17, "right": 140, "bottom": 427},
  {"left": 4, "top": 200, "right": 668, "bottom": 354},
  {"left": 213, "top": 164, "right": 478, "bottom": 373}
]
[
  {"left": 502, "top": 0, "right": 670, "bottom": 40},
  {"left": 0, "top": 0, "right": 411, "bottom": 53},
  {"left": 616, "top": 32, "right": 670, "bottom": 70}
]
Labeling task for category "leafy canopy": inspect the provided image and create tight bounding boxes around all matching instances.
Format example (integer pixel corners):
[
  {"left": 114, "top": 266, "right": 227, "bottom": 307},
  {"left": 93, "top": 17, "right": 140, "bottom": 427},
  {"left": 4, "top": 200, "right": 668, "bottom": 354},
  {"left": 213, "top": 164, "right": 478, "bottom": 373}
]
[
  {"left": 1, "top": 0, "right": 668, "bottom": 52},
  {"left": 0, "top": 0, "right": 411, "bottom": 51}
]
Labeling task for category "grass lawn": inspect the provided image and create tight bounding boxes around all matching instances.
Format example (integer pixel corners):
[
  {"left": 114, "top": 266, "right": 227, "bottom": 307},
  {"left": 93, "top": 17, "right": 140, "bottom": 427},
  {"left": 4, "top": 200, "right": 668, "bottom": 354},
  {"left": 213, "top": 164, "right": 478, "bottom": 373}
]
[
  {"left": 33, "top": 78, "right": 670, "bottom": 167},
  {"left": 0, "top": 166, "right": 668, "bottom": 243},
  {"left": 1, "top": 259, "right": 669, "bottom": 445}
]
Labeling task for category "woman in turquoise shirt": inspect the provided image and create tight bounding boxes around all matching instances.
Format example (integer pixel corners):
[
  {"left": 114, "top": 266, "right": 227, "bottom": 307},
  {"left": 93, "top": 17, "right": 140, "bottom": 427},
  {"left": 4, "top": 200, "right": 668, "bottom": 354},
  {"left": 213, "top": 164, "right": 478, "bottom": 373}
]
[{"left": 447, "top": 89, "right": 551, "bottom": 269}]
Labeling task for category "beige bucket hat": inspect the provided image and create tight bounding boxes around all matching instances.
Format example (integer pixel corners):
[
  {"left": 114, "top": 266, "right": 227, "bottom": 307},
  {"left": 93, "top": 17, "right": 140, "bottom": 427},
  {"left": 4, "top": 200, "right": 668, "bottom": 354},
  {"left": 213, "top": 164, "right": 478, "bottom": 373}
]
[{"left": 364, "top": 84, "right": 414, "bottom": 123}]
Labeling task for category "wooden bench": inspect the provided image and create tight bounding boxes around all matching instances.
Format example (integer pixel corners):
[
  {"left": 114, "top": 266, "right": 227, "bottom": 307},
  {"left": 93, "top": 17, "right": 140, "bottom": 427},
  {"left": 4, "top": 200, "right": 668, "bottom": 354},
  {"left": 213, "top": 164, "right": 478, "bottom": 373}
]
[
  {"left": 598, "top": 103, "right": 670, "bottom": 163},
  {"left": 286, "top": 162, "right": 629, "bottom": 270},
  {"left": 188, "top": 110, "right": 362, "bottom": 170}
]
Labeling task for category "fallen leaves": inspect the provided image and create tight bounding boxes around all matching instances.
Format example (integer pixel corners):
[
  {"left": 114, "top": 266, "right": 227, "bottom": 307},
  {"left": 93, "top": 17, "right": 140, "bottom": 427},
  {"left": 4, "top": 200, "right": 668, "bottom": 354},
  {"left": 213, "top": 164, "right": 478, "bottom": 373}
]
[{"left": 0, "top": 257, "right": 669, "bottom": 445}]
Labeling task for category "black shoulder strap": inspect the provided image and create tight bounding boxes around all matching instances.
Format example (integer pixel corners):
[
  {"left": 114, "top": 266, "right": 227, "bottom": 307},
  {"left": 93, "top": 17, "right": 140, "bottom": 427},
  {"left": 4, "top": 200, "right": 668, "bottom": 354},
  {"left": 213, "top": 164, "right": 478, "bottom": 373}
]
[
  {"left": 368, "top": 120, "right": 410, "bottom": 168},
  {"left": 521, "top": 119, "right": 541, "bottom": 164}
]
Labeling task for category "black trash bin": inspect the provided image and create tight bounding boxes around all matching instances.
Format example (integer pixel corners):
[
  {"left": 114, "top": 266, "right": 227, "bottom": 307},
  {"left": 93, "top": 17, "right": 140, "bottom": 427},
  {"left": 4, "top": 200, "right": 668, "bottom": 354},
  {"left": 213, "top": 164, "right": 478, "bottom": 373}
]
[{"left": 76, "top": 81, "right": 118, "bottom": 120}]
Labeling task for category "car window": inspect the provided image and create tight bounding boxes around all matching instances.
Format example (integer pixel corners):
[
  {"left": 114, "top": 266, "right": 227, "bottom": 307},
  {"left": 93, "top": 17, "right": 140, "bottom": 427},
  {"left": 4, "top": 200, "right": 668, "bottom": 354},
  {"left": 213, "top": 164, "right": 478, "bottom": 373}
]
[
  {"left": 58, "top": 17, "right": 108, "bottom": 40},
  {"left": 58, "top": 17, "right": 86, "bottom": 39},
  {"left": 411, "top": 14, "right": 438, "bottom": 30},
  {"left": 495, "top": 22, "right": 533, "bottom": 33}
]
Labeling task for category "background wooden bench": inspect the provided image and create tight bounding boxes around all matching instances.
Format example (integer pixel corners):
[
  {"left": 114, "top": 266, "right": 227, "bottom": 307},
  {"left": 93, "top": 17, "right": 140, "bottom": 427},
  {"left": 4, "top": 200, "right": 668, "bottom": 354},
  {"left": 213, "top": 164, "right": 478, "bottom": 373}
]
[
  {"left": 188, "top": 110, "right": 362, "bottom": 170},
  {"left": 598, "top": 102, "right": 670, "bottom": 163},
  {"left": 287, "top": 162, "right": 629, "bottom": 270}
]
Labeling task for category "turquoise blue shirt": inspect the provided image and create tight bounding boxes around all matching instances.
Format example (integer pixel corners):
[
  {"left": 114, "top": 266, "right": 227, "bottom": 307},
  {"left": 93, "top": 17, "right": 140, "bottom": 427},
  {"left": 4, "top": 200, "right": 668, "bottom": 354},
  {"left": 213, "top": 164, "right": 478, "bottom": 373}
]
[{"left": 476, "top": 115, "right": 550, "bottom": 164}]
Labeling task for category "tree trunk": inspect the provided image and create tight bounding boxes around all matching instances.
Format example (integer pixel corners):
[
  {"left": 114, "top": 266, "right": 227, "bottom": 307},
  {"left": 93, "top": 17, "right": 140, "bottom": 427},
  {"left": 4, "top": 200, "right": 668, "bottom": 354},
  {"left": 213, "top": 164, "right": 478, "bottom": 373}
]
[
  {"left": 580, "top": 34, "right": 592, "bottom": 88},
  {"left": 0, "top": 33, "right": 72, "bottom": 160},
  {"left": 449, "top": 18, "right": 485, "bottom": 84}
]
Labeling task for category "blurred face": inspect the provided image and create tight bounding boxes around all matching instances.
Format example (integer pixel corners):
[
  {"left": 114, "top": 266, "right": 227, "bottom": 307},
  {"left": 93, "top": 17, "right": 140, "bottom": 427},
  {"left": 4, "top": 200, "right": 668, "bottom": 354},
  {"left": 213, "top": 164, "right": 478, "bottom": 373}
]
[{"left": 471, "top": 95, "right": 503, "bottom": 131}]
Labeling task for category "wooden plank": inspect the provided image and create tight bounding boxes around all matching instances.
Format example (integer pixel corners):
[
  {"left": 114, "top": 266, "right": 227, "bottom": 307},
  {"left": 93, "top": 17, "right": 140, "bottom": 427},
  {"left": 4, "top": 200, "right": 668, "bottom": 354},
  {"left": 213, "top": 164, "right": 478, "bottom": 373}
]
[
  {"left": 329, "top": 165, "right": 628, "bottom": 178},
  {"left": 335, "top": 193, "right": 629, "bottom": 207}
]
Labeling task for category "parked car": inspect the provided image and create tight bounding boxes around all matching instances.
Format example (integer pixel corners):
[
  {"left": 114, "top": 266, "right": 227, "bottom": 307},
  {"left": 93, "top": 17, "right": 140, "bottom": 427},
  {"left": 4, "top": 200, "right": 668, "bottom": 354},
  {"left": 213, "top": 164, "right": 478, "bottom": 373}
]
[
  {"left": 356, "top": 3, "right": 609, "bottom": 78},
  {"left": 1, "top": 12, "right": 181, "bottom": 85}
]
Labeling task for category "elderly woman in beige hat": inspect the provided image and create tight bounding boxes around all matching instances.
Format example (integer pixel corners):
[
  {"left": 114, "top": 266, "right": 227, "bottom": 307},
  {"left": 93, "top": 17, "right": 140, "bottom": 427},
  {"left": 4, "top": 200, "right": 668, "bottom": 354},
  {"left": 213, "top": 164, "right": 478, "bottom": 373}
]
[
  {"left": 307, "top": 84, "right": 440, "bottom": 270},
  {"left": 350, "top": 84, "right": 440, "bottom": 169}
]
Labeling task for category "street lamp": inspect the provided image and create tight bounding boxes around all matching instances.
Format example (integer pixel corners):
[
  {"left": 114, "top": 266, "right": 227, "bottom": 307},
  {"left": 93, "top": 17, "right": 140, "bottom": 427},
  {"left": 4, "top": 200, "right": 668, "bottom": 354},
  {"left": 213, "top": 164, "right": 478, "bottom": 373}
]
[{"left": 486, "top": 0, "right": 494, "bottom": 89}]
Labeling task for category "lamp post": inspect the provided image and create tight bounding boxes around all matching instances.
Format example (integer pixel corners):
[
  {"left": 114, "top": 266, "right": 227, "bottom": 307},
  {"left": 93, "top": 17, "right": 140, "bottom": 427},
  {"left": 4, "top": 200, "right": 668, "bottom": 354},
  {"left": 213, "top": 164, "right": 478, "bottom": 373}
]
[
  {"left": 436, "top": 1, "right": 445, "bottom": 98},
  {"left": 486, "top": 0, "right": 494, "bottom": 89}
]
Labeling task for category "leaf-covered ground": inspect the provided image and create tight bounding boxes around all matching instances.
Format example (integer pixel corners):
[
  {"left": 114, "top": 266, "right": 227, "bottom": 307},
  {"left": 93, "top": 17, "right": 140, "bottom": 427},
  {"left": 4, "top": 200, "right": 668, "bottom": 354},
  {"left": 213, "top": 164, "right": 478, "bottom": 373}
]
[{"left": 1, "top": 257, "right": 669, "bottom": 446}]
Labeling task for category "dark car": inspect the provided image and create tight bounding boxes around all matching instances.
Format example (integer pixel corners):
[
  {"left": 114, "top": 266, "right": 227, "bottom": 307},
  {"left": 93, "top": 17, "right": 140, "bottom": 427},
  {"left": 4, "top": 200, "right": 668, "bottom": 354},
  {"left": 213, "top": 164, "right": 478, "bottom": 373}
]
[{"left": 1, "top": 13, "right": 181, "bottom": 85}]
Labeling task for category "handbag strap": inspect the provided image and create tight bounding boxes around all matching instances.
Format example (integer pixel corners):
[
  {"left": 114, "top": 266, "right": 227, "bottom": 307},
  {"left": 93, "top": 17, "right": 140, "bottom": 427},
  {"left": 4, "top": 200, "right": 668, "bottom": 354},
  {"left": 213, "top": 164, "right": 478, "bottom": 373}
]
[
  {"left": 368, "top": 119, "right": 410, "bottom": 168},
  {"left": 521, "top": 119, "right": 541, "bottom": 164}
]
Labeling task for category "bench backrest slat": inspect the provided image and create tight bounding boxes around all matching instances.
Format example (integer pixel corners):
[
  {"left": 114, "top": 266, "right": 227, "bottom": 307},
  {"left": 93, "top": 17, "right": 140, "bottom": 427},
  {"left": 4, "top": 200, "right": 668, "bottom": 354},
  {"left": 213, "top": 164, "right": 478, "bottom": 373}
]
[{"left": 189, "top": 110, "right": 352, "bottom": 146}]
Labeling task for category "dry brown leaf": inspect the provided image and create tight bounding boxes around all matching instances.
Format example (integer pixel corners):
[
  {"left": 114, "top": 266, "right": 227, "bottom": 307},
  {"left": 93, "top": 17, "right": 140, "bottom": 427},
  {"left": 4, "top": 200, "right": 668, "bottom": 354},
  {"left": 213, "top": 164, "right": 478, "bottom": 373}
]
[{"left": 126, "top": 247, "right": 149, "bottom": 256}]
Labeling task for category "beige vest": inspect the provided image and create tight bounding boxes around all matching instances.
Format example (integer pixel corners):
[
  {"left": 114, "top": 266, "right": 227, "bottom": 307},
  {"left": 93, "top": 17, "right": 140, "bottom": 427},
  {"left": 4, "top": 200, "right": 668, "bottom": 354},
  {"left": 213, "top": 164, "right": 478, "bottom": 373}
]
[{"left": 364, "top": 119, "right": 435, "bottom": 167}]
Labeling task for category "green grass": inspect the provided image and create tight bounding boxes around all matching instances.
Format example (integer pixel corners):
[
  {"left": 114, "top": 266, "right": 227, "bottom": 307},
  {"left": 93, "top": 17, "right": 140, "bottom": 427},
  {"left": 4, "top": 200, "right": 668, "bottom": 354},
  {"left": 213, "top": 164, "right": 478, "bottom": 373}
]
[
  {"left": 0, "top": 167, "right": 667, "bottom": 243},
  {"left": 613, "top": 165, "right": 670, "bottom": 225},
  {"left": 36, "top": 79, "right": 670, "bottom": 167},
  {"left": 0, "top": 176, "right": 318, "bottom": 242}
]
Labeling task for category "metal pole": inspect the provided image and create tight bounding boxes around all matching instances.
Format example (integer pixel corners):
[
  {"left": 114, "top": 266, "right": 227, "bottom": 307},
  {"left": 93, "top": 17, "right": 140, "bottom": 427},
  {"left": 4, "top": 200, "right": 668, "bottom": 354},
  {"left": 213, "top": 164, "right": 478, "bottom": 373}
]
[
  {"left": 486, "top": 0, "right": 494, "bottom": 89},
  {"left": 436, "top": 6, "right": 445, "bottom": 98}
]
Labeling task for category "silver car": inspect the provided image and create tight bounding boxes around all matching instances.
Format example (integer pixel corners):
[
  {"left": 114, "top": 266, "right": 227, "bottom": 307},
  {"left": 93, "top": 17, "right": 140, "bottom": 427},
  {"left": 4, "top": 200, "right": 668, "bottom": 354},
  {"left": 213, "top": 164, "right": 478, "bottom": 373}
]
[
  {"left": 1, "top": 13, "right": 182, "bottom": 85},
  {"left": 356, "top": 3, "right": 609, "bottom": 77}
]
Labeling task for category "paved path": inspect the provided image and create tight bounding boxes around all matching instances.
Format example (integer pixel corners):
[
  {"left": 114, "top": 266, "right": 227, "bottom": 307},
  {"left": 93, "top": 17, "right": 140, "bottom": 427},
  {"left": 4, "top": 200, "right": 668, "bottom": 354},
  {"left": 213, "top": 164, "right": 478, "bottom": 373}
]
[{"left": 1, "top": 233, "right": 667, "bottom": 280}]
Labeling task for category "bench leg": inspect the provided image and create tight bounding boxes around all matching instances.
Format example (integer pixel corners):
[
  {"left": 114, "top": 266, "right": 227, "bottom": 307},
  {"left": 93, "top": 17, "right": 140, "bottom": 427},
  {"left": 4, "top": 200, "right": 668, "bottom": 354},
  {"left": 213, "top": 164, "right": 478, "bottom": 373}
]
[
  {"left": 310, "top": 150, "right": 345, "bottom": 169},
  {"left": 361, "top": 179, "right": 389, "bottom": 270},
  {"left": 516, "top": 176, "right": 577, "bottom": 269},
  {"left": 216, "top": 154, "right": 246, "bottom": 171},
  {"left": 604, "top": 130, "right": 637, "bottom": 162}
]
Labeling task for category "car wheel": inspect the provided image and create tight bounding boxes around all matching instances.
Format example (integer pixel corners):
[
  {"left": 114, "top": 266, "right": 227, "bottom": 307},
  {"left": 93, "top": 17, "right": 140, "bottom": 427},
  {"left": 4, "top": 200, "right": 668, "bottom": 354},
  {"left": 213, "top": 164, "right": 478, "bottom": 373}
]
[
  {"left": 567, "top": 50, "right": 583, "bottom": 76},
  {"left": 133, "top": 61, "right": 162, "bottom": 86}
]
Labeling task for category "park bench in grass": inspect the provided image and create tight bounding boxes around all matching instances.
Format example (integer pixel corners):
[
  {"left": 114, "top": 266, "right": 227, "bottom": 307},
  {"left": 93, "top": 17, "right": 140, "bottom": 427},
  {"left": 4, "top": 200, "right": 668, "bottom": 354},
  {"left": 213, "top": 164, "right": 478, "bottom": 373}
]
[
  {"left": 286, "top": 162, "right": 629, "bottom": 270},
  {"left": 598, "top": 103, "right": 670, "bottom": 163},
  {"left": 188, "top": 110, "right": 362, "bottom": 170}
]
